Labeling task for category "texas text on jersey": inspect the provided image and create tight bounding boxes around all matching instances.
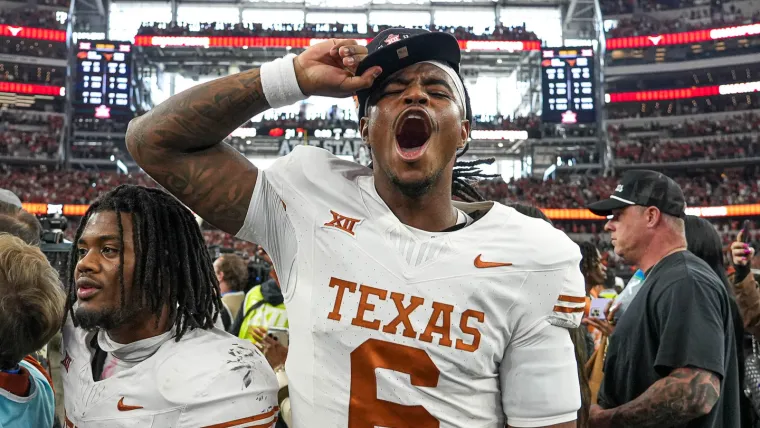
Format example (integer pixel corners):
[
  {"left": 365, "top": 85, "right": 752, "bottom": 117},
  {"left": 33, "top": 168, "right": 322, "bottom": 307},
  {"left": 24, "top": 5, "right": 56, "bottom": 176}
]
[{"left": 236, "top": 146, "right": 586, "bottom": 428}]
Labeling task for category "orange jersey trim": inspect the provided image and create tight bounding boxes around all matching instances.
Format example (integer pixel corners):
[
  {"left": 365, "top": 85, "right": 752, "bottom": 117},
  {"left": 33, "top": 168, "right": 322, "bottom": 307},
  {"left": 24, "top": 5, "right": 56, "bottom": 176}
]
[
  {"left": 557, "top": 294, "right": 586, "bottom": 304},
  {"left": 201, "top": 407, "right": 279, "bottom": 428},
  {"left": 553, "top": 305, "right": 585, "bottom": 313}
]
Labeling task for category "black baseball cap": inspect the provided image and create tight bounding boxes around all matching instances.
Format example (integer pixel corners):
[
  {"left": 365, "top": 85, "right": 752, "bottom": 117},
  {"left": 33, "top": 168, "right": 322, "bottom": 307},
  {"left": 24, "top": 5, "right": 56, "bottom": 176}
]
[
  {"left": 586, "top": 170, "right": 686, "bottom": 218},
  {"left": 355, "top": 28, "right": 462, "bottom": 119}
]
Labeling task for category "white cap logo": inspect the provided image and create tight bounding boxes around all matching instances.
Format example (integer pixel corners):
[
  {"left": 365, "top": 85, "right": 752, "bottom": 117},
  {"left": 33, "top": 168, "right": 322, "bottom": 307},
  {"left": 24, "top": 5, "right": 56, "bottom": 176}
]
[{"left": 384, "top": 34, "right": 401, "bottom": 45}]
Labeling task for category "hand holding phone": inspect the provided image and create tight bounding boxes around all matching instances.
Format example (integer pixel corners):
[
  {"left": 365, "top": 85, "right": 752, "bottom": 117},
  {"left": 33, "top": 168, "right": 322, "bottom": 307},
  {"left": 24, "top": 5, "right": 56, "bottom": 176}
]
[
  {"left": 588, "top": 298, "right": 613, "bottom": 320},
  {"left": 267, "top": 326, "right": 290, "bottom": 347},
  {"left": 740, "top": 220, "right": 751, "bottom": 243},
  {"left": 732, "top": 220, "right": 754, "bottom": 283}
]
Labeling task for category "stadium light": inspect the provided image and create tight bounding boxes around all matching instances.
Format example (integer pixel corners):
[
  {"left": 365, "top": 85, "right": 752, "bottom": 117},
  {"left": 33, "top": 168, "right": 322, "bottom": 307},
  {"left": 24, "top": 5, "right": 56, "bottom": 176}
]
[
  {"left": 606, "top": 21, "right": 760, "bottom": 49},
  {"left": 134, "top": 35, "right": 541, "bottom": 51},
  {"left": 0, "top": 82, "right": 65, "bottom": 97},
  {"left": 606, "top": 80, "right": 760, "bottom": 103},
  {"left": 0, "top": 24, "right": 66, "bottom": 42}
]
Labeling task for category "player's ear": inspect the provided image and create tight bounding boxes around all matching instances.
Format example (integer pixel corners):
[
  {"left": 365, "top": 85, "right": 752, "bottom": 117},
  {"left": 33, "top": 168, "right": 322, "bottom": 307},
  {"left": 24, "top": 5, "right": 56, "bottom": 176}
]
[
  {"left": 458, "top": 120, "right": 469, "bottom": 149},
  {"left": 360, "top": 116, "right": 370, "bottom": 147}
]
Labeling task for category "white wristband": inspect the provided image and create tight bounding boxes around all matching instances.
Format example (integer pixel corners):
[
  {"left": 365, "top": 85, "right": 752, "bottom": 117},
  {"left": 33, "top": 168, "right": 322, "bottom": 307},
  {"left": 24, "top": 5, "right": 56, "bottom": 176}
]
[{"left": 260, "top": 54, "right": 307, "bottom": 108}]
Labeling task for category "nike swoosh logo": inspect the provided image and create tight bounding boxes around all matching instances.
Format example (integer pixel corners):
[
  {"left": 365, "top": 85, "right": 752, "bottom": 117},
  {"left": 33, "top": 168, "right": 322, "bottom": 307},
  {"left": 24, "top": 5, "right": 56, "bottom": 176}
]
[
  {"left": 117, "top": 397, "right": 143, "bottom": 412},
  {"left": 474, "top": 254, "right": 513, "bottom": 268}
]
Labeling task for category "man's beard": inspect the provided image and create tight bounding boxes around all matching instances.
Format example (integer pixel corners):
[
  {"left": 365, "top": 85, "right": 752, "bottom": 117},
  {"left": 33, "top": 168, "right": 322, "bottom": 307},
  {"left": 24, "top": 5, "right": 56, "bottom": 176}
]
[
  {"left": 385, "top": 165, "right": 443, "bottom": 199},
  {"left": 73, "top": 302, "right": 144, "bottom": 331}
]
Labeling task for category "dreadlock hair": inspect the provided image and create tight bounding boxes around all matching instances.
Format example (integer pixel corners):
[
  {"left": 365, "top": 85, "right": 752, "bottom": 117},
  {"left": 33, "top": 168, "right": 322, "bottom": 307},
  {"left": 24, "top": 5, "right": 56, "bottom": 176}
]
[
  {"left": 451, "top": 144, "right": 500, "bottom": 203},
  {"left": 364, "top": 70, "right": 499, "bottom": 203},
  {"left": 508, "top": 203, "right": 552, "bottom": 225},
  {"left": 578, "top": 241, "right": 601, "bottom": 284},
  {"left": 65, "top": 185, "right": 220, "bottom": 341}
]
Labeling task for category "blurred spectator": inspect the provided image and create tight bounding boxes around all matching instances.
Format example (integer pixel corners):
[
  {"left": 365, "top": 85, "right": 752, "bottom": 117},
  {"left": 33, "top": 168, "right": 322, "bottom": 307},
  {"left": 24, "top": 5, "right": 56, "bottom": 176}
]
[
  {"left": 608, "top": 112, "right": 760, "bottom": 139},
  {"left": 138, "top": 21, "right": 539, "bottom": 41},
  {"left": 614, "top": 136, "right": 759, "bottom": 164},
  {"left": 0, "top": 63, "right": 64, "bottom": 86},
  {"left": 0, "top": 8, "right": 66, "bottom": 31},
  {"left": 0, "top": 111, "right": 63, "bottom": 159},
  {"left": 607, "top": 93, "right": 760, "bottom": 119},
  {"left": 73, "top": 117, "right": 129, "bottom": 133},
  {"left": 608, "top": 67, "right": 760, "bottom": 93},
  {"left": 237, "top": 112, "right": 540, "bottom": 135},
  {"left": 603, "top": 2, "right": 755, "bottom": 36},
  {"left": 588, "top": 170, "right": 740, "bottom": 427},
  {"left": 0, "top": 130, "right": 60, "bottom": 159},
  {"left": 5, "top": 164, "right": 757, "bottom": 214},
  {"left": 684, "top": 215, "right": 753, "bottom": 427},
  {"left": 477, "top": 167, "right": 760, "bottom": 209},
  {"left": 0, "top": 168, "right": 156, "bottom": 204},
  {"left": 0, "top": 38, "right": 67, "bottom": 59},
  {"left": 0, "top": 233, "right": 64, "bottom": 428},
  {"left": 213, "top": 254, "right": 248, "bottom": 320}
]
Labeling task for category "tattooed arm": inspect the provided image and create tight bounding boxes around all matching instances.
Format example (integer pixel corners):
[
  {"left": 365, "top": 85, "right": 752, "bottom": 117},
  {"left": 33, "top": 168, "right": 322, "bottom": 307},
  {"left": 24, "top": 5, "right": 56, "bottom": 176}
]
[
  {"left": 589, "top": 367, "right": 720, "bottom": 428},
  {"left": 126, "top": 39, "right": 382, "bottom": 234}
]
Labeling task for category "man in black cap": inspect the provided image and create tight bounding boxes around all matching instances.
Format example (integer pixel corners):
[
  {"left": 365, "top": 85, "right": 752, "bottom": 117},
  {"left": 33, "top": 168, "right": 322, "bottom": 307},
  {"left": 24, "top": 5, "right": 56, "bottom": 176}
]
[
  {"left": 127, "top": 28, "right": 586, "bottom": 427},
  {"left": 587, "top": 170, "right": 740, "bottom": 428}
]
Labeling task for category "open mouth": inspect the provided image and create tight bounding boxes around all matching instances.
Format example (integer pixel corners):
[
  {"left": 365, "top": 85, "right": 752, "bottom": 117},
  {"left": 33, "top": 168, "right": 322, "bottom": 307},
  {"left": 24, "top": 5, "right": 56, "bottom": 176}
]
[{"left": 394, "top": 109, "right": 432, "bottom": 161}]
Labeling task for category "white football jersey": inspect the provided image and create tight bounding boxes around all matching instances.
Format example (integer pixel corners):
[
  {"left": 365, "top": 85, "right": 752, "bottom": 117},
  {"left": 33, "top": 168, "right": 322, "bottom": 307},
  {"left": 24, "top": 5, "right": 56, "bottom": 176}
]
[
  {"left": 61, "top": 320, "right": 279, "bottom": 428},
  {"left": 236, "top": 146, "right": 586, "bottom": 428}
]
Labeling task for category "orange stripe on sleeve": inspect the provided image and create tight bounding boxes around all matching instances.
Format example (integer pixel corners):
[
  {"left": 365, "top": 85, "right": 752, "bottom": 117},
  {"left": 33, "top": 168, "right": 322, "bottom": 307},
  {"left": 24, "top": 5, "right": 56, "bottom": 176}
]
[
  {"left": 553, "top": 305, "right": 585, "bottom": 313},
  {"left": 201, "top": 407, "right": 279, "bottom": 428},
  {"left": 557, "top": 294, "right": 586, "bottom": 303}
]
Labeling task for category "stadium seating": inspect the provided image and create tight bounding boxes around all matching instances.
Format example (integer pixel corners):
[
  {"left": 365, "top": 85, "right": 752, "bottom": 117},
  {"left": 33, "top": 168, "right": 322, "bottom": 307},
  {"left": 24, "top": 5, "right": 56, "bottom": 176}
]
[{"left": 137, "top": 22, "right": 540, "bottom": 41}]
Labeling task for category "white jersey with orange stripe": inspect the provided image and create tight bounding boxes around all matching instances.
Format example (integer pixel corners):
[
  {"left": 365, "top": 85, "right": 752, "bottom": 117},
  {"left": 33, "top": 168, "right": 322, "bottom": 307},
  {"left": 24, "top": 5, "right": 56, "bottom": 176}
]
[
  {"left": 235, "top": 145, "right": 587, "bottom": 428},
  {"left": 60, "top": 319, "right": 279, "bottom": 428}
]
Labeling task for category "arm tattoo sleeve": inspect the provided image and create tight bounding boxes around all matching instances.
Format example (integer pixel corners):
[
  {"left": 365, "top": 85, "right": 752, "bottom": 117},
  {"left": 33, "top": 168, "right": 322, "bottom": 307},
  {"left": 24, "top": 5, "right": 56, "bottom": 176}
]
[
  {"left": 125, "top": 68, "right": 270, "bottom": 234},
  {"left": 129, "top": 68, "right": 269, "bottom": 154},
  {"left": 609, "top": 367, "right": 721, "bottom": 427}
]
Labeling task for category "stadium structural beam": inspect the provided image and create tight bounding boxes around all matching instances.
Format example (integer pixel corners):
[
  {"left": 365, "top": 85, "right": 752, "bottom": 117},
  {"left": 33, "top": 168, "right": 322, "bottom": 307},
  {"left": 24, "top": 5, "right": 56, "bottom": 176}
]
[{"left": 562, "top": 0, "right": 596, "bottom": 37}]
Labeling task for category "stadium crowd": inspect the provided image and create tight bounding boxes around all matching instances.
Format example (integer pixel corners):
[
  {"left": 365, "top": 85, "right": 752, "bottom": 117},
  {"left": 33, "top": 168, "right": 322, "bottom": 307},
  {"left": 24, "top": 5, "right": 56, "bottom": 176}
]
[
  {"left": 608, "top": 67, "right": 760, "bottom": 93},
  {"left": 613, "top": 136, "right": 759, "bottom": 163},
  {"left": 2, "top": 14, "right": 760, "bottom": 428},
  {"left": 0, "top": 7, "right": 66, "bottom": 30},
  {"left": 601, "top": 0, "right": 739, "bottom": 16},
  {"left": 241, "top": 112, "right": 542, "bottom": 134},
  {"left": 606, "top": 93, "right": 760, "bottom": 119},
  {"left": 6, "top": 165, "right": 758, "bottom": 209},
  {"left": 137, "top": 21, "right": 540, "bottom": 41},
  {"left": 0, "top": 111, "right": 62, "bottom": 159},
  {"left": 608, "top": 111, "right": 760, "bottom": 139},
  {"left": 476, "top": 168, "right": 760, "bottom": 209},
  {"left": 0, "top": 38, "right": 67, "bottom": 59},
  {"left": 606, "top": 9, "right": 760, "bottom": 38},
  {"left": 0, "top": 63, "right": 64, "bottom": 86}
]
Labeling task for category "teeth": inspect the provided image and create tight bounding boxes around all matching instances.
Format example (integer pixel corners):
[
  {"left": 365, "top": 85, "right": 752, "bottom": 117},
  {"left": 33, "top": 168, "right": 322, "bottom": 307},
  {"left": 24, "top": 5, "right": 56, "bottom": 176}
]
[{"left": 406, "top": 113, "right": 423, "bottom": 120}]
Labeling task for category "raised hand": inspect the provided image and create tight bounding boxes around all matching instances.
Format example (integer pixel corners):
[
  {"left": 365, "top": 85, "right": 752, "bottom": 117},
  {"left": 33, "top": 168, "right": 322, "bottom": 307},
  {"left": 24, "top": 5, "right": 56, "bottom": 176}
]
[
  {"left": 294, "top": 39, "right": 383, "bottom": 98},
  {"left": 731, "top": 230, "right": 754, "bottom": 267}
]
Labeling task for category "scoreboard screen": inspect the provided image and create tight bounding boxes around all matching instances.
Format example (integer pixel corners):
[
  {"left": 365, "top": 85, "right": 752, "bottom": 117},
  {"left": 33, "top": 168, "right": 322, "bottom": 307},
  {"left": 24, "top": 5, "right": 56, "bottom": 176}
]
[
  {"left": 541, "top": 47, "right": 596, "bottom": 124},
  {"left": 74, "top": 40, "right": 132, "bottom": 119}
]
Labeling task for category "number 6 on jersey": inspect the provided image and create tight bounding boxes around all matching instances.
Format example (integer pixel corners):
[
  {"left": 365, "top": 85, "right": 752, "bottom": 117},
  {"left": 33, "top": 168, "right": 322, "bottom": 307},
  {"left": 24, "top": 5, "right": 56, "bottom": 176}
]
[{"left": 349, "top": 339, "right": 441, "bottom": 427}]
